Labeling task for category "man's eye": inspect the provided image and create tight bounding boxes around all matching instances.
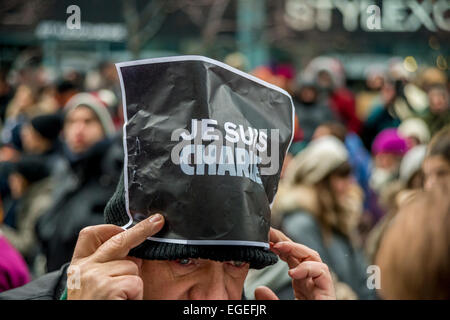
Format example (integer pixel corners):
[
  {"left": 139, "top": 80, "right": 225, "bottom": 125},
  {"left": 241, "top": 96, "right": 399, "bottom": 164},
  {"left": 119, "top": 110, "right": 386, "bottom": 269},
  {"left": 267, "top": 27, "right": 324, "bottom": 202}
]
[
  {"left": 437, "top": 169, "right": 450, "bottom": 177},
  {"left": 177, "top": 258, "right": 194, "bottom": 266},
  {"left": 229, "top": 261, "right": 247, "bottom": 268}
]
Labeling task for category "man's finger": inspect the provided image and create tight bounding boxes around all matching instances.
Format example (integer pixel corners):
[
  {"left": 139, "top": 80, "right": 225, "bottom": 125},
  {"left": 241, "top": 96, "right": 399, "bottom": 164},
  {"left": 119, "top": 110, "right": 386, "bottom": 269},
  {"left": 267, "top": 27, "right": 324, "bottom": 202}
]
[
  {"left": 94, "top": 214, "right": 165, "bottom": 262},
  {"left": 109, "top": 275, "right": 144, "bottom": 300},
  {"left": 101, "top": 260, "right": 140, "bottom": 277},
  {"left": 269, "top": 227, "right": 292, "bottom": 243},
  {"left": 288, "top": 261, "right": 331, "bottom": 291},
  {"left": 72, "top": 224, "right": 124, "bottom": 262},
  {"left": 273, "top": 241, "right": 322, "bottom": 263},
  {"left": 254, "top": 286, "right": 280, "bottom": 300}
]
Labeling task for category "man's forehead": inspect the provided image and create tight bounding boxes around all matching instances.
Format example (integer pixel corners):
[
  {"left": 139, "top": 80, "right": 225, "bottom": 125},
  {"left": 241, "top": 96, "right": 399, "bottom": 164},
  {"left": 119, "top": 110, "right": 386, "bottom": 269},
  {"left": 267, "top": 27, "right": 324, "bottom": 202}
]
[{"left": 66, "top": 105, "right": 99, "bottom": 121}]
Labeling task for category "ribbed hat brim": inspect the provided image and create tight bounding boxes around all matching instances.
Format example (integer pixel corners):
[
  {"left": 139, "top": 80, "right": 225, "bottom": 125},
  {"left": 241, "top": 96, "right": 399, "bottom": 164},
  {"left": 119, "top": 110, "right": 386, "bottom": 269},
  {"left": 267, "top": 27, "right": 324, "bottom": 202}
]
[
  {"left": 129, "top": 241, "right": 278, "bottom": 270},
  {"left": 104, "top": 173, "right": 277, "bottom": 269}
]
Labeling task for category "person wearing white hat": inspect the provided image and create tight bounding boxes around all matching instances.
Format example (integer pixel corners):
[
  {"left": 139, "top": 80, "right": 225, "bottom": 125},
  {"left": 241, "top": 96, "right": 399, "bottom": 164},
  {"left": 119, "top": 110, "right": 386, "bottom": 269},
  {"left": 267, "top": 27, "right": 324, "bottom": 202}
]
[{"left": 398, "top": 117, "right": 430, "bottom": 148}]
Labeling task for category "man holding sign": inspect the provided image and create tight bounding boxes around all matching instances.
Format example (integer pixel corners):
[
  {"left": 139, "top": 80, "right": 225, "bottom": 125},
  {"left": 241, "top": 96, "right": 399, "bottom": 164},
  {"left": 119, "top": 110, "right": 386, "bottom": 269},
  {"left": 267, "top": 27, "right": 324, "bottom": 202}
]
[{"left": 0, "top": 56, "right": 335, "bottom": 300}]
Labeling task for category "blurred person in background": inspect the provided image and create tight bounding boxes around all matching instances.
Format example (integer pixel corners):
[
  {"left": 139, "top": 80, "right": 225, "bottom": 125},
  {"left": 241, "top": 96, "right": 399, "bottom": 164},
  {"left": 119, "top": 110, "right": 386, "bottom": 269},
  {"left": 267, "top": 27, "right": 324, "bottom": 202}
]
[
  {"left": 361, "top": 80, "right": 401, "bottom": 151},
  {"left": 35, "top": 92, "right": 122, "bottom": 273},
  {"left": 375, "top": 184, "right": 450, "bottom": 299},
  {"left": 4, "top": 84, "right": 39, "bottom": 122},
  {"left": 224, "top": 52, "right": 248, "bottom": 71},
  {"left": 312, "top": 122, "right": 347, "bottom": 142},
  {"left": 422, "top": 126, "right": 450, "bottom": 191},
  {"left": 399, "top": 145, "right": 427, "bottom": 191},
  {"left": 306, "top": 57, "right": 362, "bottom": 135},
  {"left": 20, "top": 113, "right": 64, "bottom": 169},
  {"left": 292, "top": 73, "right": 337, "bottom": 142},
  {"left": 369, "top": 128, "right": 408, "bottom": 196},
  {"left": 312, "top": 123, "right": 371, "bottom": 202},
  {"left": 0, "top": 68, "right": 13, "bottom": 125},
  {"left": 36, "top": 85, "right": 59, "bottom": 115},
  {"left": 356, "top": 66, "right": 386, "bottom": 122},
  {"left": 312, "top": 122, "right": 378, "bottom": 242},
  {"left": 0, "top": 156, "right": 53, "bottom": 270},
  {"left": 251, "top": 64, "right": 295, "bottom": 95},
  {"left": 0, "top": 227, "right": 31, "bottom": 293},
  {"left": 397, "top": 117, "right": 430, "bottom": 148},
  {"left": 367, "top": 125, "right": 449, "bottom": 267},
  {"left": 85, "top": 61, "right": 121, "bottom": 100},
  {"left": 266, "top": 136, "right": 375, "bottom": 299},
  {"left": 93, "top": 89, "right": 122, "bottom": 130},
  {"left": 54, "top": 80, "right": 80, "bottom": 109},
  {"left": 280, "top": 116, "right": 305, "bottom": 179},
  {"left": 0, "top": 81, "right": 59, "bottom": 158},
  {"left": 63, "top": 70, "right": 84, "bottom": 93},
  {"left": 417, "top": 67, "right": 448, "bottom": 93},
  {"left": 0, "top": 114, "right": 64, "bottom": 232},
  {"left": 0, "top": 122, "right": 24, "bottom": 231},
  {"left": 98, "top": 61, "right": 120, "bottom": 93},
  {"left": 421, "top": 84, "right": 450, "bottom": 136},
  {"left": 365, "top": 144, "right": 427, "bottom": 263}
]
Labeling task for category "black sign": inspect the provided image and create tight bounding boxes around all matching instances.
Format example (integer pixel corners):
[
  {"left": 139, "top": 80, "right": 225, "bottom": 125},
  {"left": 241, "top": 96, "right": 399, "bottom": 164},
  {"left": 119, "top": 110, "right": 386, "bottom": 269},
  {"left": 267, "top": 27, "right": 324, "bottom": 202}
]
[{"left": 116, "top": 56, "right": 293, "bottom": 248}]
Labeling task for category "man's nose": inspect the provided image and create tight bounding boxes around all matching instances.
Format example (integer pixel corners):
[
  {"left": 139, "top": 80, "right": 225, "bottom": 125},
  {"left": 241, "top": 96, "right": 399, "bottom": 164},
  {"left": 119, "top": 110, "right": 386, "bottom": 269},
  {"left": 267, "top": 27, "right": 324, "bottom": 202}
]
[
  {"left": 73, "top": 121, "right": 86, "bottom": 135},
  {"left": 425, "top": 175, "right": 436, "bottom": 191}
]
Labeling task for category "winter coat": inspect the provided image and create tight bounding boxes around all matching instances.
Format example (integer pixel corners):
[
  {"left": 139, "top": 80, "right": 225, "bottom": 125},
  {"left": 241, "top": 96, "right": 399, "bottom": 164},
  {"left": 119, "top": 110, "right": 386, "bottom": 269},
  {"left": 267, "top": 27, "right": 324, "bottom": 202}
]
[
  {"left": 0, "top": 263, "right": 67, "bottom": 299},
  {"left": 271, "top": 184, "right": 377, "bottom": 300},
  {"left": 293, "top": 98, "right": 337, "bottom": 142},
  {"left": 1, "top": 177, "right": 53, "bottom": 263},
  {"left": 0, "top": 234, "right": 31, "bottom": 293},
  {"left": 329, "top": 88, "right": 362, "bottom": 135},
  {"left": 38, "top": 141, "right": 67, "bottom": 176},
  {"left": 361, "top": 102, "right": 401, "bottom": 151},
  {"left": 35, "top": 137, "right": 123, "bottom": 272},
  {"left": 0, "top": 263, "right": 250, "bottom": 300}
]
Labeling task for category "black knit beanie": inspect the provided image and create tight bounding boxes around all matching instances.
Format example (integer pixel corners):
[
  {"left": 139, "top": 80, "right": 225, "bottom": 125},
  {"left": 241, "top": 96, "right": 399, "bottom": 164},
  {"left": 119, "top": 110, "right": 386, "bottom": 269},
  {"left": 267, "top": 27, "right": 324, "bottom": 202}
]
[
  {"left": 104, "top": 173, "right": 278, "bottom": 269},
  {"left": 108, "top": 57, "right": 295, "bottom": 270},
  {"left": 30, "top": 113, "right": 63, "bottom": 141},
  {"left": 13, "top": 156, "right": 51, "bottom": 183}
]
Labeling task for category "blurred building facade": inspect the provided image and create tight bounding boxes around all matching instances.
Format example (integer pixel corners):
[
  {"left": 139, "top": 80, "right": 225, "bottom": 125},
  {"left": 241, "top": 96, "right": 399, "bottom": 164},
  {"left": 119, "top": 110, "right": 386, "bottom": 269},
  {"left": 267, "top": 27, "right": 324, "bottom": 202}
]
[{"left": 0, "top": 0, "right": 448, "bottom": 80}]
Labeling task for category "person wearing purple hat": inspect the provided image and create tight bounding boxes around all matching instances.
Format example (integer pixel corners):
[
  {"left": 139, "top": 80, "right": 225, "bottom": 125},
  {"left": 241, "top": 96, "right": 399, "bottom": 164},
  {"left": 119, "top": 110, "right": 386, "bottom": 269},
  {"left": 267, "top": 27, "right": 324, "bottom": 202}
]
[
  {"left": 370, "top": 128, "right": 408, "bottom": 194},
  {"left": 0, "top": 231, "right": 31, "bottom": 293}
]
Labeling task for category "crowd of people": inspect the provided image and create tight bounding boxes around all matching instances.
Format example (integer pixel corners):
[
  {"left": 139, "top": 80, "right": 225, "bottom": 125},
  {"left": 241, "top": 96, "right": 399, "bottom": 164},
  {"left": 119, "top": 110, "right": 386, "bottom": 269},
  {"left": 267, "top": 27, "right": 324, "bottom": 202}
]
[
  {"left": 245, "top": 56, "right": 450, "bottom": 299},
  {"left": 0, "top": 58, "right": 123, "bottom": 290},
  {"left": 0, "top": 52, "right": 449, "bottom": 299}
]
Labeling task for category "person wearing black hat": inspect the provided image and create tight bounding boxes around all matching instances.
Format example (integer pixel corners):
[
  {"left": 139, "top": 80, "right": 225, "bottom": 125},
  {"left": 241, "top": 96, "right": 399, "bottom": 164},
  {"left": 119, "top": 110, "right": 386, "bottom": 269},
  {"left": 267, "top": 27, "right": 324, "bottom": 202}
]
[
  {"left": 21, "top": 114, "right": 63, "bottom": 153},
  {"left": 63, "top": 210, "right": 335, "bottom": 300},
  {"left": 1, "top": 156, "right": 53, "bottom": 267},
  {"left": 0, "top": 210, "right": 335, "bottom": 300},
  {"left": 20, "top": 113, "right": 65, "bottom": 173},
  {"left": 293, "top": 73, "right": 338, "bottom": 143},
  {"left": 33, "top": 93, "right": 122, "bottom": 274},
  {"left": 0, "top": 56, "right": 336, "bottom": 300}
]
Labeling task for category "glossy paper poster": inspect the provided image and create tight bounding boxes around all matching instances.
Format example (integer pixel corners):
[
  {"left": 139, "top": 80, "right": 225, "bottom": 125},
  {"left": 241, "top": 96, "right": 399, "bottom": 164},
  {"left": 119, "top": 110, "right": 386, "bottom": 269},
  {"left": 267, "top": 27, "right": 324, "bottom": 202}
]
[{"left": 116, "top": 56, "right": 294, "bottom": 248}]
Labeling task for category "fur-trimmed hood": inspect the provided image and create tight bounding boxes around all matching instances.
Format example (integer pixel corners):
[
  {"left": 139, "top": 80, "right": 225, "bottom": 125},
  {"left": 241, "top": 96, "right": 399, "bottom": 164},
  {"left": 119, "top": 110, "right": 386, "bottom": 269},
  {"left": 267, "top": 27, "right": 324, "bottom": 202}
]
[
  {"left": 272, "top": 183, "right": 319, "bottom": 228},
  {"left": 272, "top": 182, "right": 363, "bottom": 238}
]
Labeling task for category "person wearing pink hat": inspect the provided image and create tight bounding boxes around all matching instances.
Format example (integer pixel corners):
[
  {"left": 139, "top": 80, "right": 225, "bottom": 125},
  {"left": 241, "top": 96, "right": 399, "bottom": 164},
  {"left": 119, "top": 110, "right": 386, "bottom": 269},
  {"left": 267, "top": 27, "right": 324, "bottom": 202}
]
[{"left": 370, "top": 128, "right": 408, "bottom": 194}]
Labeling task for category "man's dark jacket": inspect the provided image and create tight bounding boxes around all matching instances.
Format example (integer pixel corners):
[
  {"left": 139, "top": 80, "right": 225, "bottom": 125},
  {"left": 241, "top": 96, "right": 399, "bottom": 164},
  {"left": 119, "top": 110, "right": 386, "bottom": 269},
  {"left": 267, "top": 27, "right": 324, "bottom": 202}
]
[
  {"left": 36, "top": 137, "right": 123, "bottom": 272},
  {"left": 0, "top": 264, "right": 68, "bottom": 300}
]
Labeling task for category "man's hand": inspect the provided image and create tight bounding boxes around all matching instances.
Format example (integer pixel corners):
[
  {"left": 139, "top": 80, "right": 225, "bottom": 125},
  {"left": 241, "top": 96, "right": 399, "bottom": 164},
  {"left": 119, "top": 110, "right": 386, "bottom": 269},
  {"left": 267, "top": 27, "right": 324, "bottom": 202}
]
[
  {"left": 254, "top": 228, "right": 336, "bottom": 300},
  {"left": 67, "top": 214, "right": 164, "bottom": 300}
]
